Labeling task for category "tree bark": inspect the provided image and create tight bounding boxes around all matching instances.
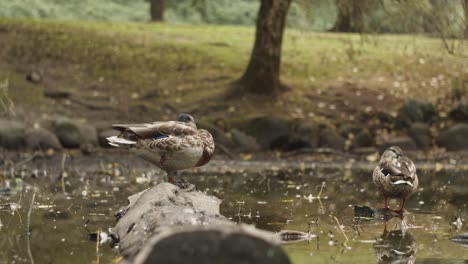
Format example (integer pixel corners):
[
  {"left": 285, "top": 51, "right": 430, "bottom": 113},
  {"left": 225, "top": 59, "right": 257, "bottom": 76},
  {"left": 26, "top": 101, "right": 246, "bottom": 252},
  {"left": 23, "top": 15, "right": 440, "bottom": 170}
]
[
  {"left": 233, "top": 0, "right": 292, "bottom": 97},
  {"left": 331, "top": 0, "right": 367, "bottom": 33},
  {"left": 150, "top": 0, "right": 164, "bottom": 22},
  {"left": 464, "top": 0, "right": 468, "bottom": 38}
]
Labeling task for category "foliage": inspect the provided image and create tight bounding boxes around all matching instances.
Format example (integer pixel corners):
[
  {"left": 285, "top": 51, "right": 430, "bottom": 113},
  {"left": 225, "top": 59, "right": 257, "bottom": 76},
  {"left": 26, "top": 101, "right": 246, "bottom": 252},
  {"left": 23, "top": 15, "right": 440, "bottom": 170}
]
[
  {"left": 367, "top": 0, "right": 465, "bottom": 35},
  {"left": 0, "top": 0, "right": 465, "bottom": 35},
  {"left": 0, "top": 0, "right": 149, "bottom": 21},
  {"left": 0, "top": 0, "right": 334, "bottom": 31}
]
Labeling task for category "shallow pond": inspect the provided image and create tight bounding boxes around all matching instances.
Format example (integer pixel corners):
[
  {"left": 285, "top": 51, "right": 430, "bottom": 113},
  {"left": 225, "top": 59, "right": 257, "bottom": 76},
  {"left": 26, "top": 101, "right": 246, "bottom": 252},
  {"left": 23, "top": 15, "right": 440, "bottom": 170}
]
[{"left": 0, "top": 156, "right": 467, "bottom": 263}]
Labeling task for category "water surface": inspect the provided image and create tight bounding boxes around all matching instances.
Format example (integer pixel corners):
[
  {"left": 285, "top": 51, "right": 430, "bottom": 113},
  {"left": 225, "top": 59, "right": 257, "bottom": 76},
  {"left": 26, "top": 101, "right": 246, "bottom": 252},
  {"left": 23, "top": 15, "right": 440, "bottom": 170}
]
[{"left": 0, "top": 158, "right": 467, "bottom": 263}]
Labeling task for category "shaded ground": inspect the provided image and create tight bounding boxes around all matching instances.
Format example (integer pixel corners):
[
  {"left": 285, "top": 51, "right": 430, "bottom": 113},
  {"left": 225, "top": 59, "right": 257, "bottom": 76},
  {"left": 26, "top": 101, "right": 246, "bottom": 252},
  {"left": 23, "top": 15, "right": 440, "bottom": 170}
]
[{"left": 1, "top": 18, "right": 468, "bottom": 133}]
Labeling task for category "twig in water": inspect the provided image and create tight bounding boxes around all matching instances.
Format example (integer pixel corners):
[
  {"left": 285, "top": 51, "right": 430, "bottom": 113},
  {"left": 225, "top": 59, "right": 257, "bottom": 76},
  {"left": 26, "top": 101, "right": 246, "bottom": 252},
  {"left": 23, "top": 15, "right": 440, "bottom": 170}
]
[
  {"left": 60, "top": 154, "right": 67, "bottom": 194},
  {"left": 27, "top": 190, "right": 36, "bottom": 264},
  {"left": 334, "top": 216, "right": 349, "bottom": 248},
  {"left": 13, "top": 154, "right": 38, "bottom": 170},
  {"left": 317, "top": 182, "right": 325, "bottom": 198},
  {"left": 96, "top": 229, "right": 101, "bottom": 264}
]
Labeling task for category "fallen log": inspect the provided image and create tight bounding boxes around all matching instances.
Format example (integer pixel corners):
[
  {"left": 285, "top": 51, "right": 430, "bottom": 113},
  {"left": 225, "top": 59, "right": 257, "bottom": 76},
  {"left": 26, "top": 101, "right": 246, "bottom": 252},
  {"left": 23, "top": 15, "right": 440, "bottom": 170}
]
[{"left": 111, "top": 183, "right": 291, "bottom": 264}]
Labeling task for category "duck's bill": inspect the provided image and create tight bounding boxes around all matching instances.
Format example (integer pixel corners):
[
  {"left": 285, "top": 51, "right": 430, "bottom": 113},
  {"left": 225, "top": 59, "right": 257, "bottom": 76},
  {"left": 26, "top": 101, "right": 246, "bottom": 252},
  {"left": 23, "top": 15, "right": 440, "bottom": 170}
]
[{"left": 392, "top": 180, "right": 413, "bottom": 186}]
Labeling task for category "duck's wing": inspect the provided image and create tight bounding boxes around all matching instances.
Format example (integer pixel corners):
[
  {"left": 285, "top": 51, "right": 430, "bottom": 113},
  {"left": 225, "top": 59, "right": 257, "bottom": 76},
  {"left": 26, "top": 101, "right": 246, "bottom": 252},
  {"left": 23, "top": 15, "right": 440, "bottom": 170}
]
[
  {"left": 141, "top": 136, "right": 187, "bottom": 152},
  {"left": 395, "top": 156, "right": 417, "bottom": 181},
  {"left": 383, "top": 156, "right": 417, "bottom": 185},
  {"left": 379, "top": 158, "right": 403, "bottom": 176},
  {"left": 112, "top": 121, "right": 197, "bottom": 139}
]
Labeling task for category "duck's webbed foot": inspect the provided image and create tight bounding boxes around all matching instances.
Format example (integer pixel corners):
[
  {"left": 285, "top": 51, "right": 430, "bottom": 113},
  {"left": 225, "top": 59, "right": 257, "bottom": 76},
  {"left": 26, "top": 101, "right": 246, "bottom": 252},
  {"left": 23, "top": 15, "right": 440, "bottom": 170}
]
[{"left": 174, "top": 179, "right": 195, "bottom": 191}]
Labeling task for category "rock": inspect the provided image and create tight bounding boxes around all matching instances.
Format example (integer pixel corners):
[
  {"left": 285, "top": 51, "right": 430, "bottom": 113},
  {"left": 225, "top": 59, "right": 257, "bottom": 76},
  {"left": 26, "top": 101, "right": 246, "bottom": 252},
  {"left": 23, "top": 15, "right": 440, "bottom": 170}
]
[
  {"left": 79, "top": 123, "right": 98, "bottom": 146},
  {"left": 269, "top": 123, "right": 319, "bottom": 151},
  {"left": 0, "top": 119, "right": 26, "bottom": 149},
  {"left": 378, "top": 136, "right": 417, "bottom": 152},
  {"left": 338, "top": 123, "right": 360, "bottom": 138},
  {"left": 351, "top": 130, "right": 374, "bottom": 149},
  {"left": 319, "top": 127, "right": 345, "bottom": 150},
  {"left": 52, "top": 118, "right": 97, "bottom": 148},
  {"left": 243, "top": 116, "right": 292, "bottom": 150},
  {"left": 408, "top": 123, "right": 432, "bottom": 150},
  {"left": 295, "top": 123, "right": 320, "bottom": 149},
  {"left": 449, "top": 103, "right": 468, "bottom": 123},
  {"left": 44, "top": 89, "right": 71, "bottom": 99},
  {"left": 25, "top": 128, "right": 62, "bottom": 150},
  {"left": 231, "top": 129, "right": 260, "bottom": 152},
  {"left": 437, "top": 123, "right": 468, "bottom": 151},
  {"left": 395, "top": 100, "right": 434, "bottom": 128},
  {"left": 25, "top": 70, "right": 42, "bottom": 84},
  {"left": 98, "top": 129, "right": 119, "bottom": 148},
  {"left": 197, "top": 120, "right": 233, "bottom": 148},
  {"left": 53, "top": 118, "right": 82, "bottom": 148}
]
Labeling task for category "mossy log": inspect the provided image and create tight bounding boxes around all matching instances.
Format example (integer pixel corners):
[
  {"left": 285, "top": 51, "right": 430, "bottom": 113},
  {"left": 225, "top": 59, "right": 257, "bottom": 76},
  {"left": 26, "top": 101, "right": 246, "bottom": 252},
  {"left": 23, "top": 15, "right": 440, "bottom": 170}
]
[{"left": 112, "top": 183, "right": 291, "bottom": 264}]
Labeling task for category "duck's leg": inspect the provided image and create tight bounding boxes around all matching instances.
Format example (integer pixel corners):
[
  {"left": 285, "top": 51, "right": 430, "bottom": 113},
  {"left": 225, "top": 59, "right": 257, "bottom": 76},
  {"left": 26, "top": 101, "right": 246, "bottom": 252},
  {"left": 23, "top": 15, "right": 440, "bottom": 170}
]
[
  {"left": 168, "top": 176, "right": 174, "bottom": 184},
  {"left": 397, "top": 196, "right": 407, "bottom": 213},
  {"left": 384, "top": 193, "right": 388, "bottom": 209},
  {"left": 164, "top": 170, "right": 175, "bottom": 184}
]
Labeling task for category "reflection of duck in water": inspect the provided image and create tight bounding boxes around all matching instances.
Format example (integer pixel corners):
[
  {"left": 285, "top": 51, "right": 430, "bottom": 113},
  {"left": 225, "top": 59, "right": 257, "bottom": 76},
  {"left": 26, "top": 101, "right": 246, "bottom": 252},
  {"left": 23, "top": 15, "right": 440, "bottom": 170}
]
[
  {"left": 373, "top": 146, "right": 419, "bottom": 212},
  {"left": 373, "top": 228, "right": 417, "bottom": 264}
]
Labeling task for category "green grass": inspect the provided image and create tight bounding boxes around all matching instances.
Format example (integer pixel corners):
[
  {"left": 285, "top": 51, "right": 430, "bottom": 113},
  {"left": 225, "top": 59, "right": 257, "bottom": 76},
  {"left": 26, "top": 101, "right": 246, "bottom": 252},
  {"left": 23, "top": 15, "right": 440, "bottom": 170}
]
[{"left": 0, "top": 18, "right": 467, "bottom": 127}]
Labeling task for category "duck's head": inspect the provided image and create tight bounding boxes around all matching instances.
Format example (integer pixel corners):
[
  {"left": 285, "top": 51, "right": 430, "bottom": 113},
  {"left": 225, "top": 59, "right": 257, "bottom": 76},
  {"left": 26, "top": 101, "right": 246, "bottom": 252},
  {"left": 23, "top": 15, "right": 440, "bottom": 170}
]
[
  {"left": 382, "top": 146, "right": 403, "bottom": 159},
  {"left": 177, "top": 113, "right": 197, "bottom": 129}
]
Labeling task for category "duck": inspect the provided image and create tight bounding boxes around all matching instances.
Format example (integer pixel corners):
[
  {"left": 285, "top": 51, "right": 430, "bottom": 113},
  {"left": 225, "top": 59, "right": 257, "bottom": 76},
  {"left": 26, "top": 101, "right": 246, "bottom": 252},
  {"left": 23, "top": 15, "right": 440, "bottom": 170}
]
[
  {"left": 106, "top": 114, "right": 215, "bottom": 183},
  {"left": 372, "top": 146, "right": 419, "bottom": 212}
]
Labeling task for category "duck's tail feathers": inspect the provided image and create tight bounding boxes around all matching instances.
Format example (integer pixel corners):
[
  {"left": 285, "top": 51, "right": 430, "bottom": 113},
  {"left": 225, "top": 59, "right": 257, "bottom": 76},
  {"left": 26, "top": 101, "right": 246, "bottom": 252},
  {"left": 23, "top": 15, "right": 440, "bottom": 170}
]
[{"left": 107, "top": 136, "right": 136, "bottom": 147}]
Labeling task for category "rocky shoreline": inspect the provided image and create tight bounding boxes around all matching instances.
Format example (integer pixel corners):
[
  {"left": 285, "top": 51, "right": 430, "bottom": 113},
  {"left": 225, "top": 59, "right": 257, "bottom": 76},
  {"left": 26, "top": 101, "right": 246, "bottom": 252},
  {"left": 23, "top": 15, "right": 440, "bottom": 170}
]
[
  {"left": 0, "top": 101, "right": 468, "bottom": 154},
  {"left": 1, "top": 100, "right": 468, "bottom": 154}
]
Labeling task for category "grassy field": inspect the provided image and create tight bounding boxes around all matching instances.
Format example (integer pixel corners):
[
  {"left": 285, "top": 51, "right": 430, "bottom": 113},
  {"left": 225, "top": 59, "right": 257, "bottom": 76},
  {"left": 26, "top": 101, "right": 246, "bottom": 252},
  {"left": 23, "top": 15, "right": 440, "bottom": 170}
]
[{"left": 0, "top": 18, "right": 467, "bottom": 132}]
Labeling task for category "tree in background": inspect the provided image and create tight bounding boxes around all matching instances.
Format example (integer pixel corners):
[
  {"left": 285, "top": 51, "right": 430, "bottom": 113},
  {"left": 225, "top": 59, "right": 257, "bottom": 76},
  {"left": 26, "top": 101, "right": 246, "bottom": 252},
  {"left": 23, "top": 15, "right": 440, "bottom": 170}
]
[
  {"left": 150, "top": 0, "right": 164, "bottom": 21},
  {"left": 231, "top": 0, "right": 292, "bottom": 97},
  {"left": 331, "top": 0, "right": 372, "bottom": 32},
  {"left": 464, "top": 0, "right": 468, "bottom": 38}
]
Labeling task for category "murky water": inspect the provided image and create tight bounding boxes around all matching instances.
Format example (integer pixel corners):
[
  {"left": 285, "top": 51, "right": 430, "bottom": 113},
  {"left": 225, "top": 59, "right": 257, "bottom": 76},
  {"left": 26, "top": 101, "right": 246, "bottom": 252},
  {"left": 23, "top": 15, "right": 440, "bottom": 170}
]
[{"left": 0, "top": 157, "right": 467, "bottom": 264}]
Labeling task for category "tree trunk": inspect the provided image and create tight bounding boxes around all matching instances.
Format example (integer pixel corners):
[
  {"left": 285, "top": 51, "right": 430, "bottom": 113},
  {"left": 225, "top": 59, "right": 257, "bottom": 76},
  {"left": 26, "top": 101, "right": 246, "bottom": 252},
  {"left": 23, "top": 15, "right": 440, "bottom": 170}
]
[
  {"left": 234, "top": 0, "right": 292, "bottom": 97},
  {"left": 464, "top": 0, "right": 468, "bottom": 38},
  {"left": 150, "top": 0, "right": 164, "bottom": 22},
  {"left": 331, "top": 0, "right": 367, "bottom": 33}
]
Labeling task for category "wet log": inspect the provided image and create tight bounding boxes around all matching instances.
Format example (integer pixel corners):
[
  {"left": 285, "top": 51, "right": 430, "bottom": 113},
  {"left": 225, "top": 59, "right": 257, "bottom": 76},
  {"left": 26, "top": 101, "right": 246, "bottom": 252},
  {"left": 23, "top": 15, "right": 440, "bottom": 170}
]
[{"left": 112, "top": 183, "right": 291, "bottom": 264}]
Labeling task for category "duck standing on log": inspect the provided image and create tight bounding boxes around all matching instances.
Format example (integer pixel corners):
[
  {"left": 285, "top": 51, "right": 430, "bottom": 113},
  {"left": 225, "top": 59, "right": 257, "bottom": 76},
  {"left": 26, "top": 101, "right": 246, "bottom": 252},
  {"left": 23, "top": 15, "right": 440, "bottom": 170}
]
[
  {"left": 373, "top": 146, "right": 419, "bottom": 213},
  {"left": 106, "top": 114, "right": 215, "bottom": 183}
]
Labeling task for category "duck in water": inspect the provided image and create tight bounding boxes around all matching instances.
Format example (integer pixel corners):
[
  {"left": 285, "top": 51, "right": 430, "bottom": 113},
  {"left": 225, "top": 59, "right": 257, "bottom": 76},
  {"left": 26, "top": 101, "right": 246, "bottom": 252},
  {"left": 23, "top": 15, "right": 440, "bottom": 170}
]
[
  {"left": 373, "top": 146, "right": 418, "bottom": 213},
  {"left": 106, "top": 114, "right": 215, "bottom": 184}
]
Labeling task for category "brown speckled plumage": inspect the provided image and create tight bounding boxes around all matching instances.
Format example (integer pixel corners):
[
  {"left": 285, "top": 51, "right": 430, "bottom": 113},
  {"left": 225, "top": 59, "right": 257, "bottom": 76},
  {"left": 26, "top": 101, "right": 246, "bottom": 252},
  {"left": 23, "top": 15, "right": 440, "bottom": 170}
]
[
  {"left": 107, "top": 114, "right": 215, "bottom": 174},
  {"left": 373, "top": 146, "right": 419, "bottom": 212}
]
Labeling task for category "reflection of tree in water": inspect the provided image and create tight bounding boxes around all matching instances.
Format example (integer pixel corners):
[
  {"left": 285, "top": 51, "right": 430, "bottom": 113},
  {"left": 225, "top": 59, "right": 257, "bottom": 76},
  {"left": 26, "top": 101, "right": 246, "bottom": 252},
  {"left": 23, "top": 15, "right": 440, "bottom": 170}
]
[{"left": 373, "top": 228, "right": 417, "bottom": 264}]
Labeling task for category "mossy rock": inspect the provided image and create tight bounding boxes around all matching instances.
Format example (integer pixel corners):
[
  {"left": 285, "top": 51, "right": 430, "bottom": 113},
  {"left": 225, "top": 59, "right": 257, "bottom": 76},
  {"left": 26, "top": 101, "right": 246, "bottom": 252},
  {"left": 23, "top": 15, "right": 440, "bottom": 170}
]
[
  {"left": 0, "top": 119, "right": 26, "bottom": 149},
  {"left": 395, "top": 100, "right": 435, "bottom": 128},
  {"left": 437, "top": 123, "right": 468, "bottom": 151}
]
